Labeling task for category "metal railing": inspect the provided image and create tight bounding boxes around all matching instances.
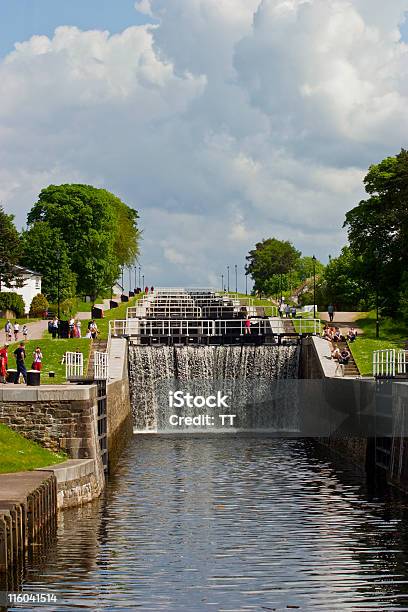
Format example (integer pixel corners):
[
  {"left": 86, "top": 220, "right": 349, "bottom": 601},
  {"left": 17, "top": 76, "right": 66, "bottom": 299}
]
[
  {"left": 65, "top": 352, "right": 84, "bottom": 379},
  {"left": 109, "top": 317, "right": 321, "bottom": 339},
  {"left": 373, "top": 349, "right": 408, "bottom": 378},
  {"left": 94, "top": 351, "right": 109, "bottom": 380}
]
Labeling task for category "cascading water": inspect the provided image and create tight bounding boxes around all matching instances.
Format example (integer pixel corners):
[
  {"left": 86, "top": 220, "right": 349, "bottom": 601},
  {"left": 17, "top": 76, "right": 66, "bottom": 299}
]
[{"left": 129, "top": 345, "right": 300, "bottom": 433}]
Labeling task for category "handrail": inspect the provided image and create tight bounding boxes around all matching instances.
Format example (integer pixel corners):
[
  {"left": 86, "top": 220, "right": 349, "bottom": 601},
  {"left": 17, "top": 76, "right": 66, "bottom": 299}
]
[{"left": 373, "top": 349, "right": 408, "bottom": 378}]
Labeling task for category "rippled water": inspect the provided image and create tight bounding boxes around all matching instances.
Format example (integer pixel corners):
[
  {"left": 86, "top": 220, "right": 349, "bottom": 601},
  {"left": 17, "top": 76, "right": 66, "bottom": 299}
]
[{"left": 10, "top": 437, "right": 408, "bottom": 611}]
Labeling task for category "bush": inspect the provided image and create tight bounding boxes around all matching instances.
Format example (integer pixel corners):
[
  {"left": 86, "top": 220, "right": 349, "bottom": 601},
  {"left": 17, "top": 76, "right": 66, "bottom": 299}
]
[
  {"left": 0, "top": 292, "right": 25, "bottom": 317},
  {"left": 30, "top": 293, "right": 49, "bottom": 318}
]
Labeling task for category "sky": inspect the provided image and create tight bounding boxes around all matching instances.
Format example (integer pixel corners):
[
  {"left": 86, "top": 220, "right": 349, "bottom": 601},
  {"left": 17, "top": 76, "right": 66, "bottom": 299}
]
[{"left": 0, "top": 0, "right": 408, "bottom": 290}]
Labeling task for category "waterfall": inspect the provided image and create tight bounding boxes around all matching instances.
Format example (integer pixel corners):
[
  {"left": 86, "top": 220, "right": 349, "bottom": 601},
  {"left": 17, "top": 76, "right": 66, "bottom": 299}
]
[{"left": 129, "top": 345, "right": 300, "bottom": 433}]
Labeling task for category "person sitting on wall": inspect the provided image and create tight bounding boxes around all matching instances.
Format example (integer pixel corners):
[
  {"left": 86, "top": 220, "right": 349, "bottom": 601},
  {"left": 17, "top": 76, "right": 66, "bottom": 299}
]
[
  {"left": 331, "top": 345, "right": 341, "bottom": 360},
  {"left": 347, "top": 327, "right": 357, "bottom": 342},
  {"left": 339, "top": 347, "right": 351, "bottom": 365}
]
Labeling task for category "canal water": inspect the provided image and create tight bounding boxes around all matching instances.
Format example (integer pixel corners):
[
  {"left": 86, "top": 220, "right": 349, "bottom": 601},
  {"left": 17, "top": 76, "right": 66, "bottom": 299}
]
[{"left": 10, "top": 436, "right": 408, "bottom": 611}]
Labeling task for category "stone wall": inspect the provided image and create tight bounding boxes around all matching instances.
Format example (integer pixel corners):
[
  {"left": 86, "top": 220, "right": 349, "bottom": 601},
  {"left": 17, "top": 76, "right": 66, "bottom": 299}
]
[
  {"left": 107, "top": 376, "right": 133, "bottom": 471},
  {"left": 0, "top": 386, "right": 100, "bottom": 460},
  {"left": 37, "top": 459, "right": 104, "bottom": 509}
]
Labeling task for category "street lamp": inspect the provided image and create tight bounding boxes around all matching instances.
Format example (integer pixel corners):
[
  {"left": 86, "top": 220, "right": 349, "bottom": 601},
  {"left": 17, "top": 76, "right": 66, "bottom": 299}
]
[
  {"left": 142, "top": 274, "right": 145, "bottom": 290},
  {"left": 245, "top": 271, "right": 248, "bottom": 296},
  {"left": 121, "top": 266, "right": 124, "bottom": 296},
  {"left": 56, "top": 248, "right": 61, "bottom": 337},
  {"left": 134, "top": 265, "right": 137, "bottom": 292},
  {"left": 128, "top": 266, "right": 132, "bottom": 294},
  {"left": 235, "top": 264, "right": 238, "bottom": 294},
  {"left": 227, "top": 266, "right": 230, "bottom": 293},
  {"left": 138, "top": 266, "right": 141, "bottom": 288},
  {"left": 312, "top": 255, "right": 316, "bottom": 320},
  {"left": 221, "top": 274, "right": 224, "bottom": 293},
  {"left": 374, "top": 248, "right": 380, "bottom": 339}
]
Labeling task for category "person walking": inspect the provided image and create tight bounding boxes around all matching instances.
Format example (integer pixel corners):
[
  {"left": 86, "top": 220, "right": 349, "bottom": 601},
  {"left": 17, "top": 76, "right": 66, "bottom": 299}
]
[
  {"left": 285, "top": 304, "right": 291, "bottom": 318},
  {"left": 22, "top": 324, "right": 28, "bottom": 341},
  {"left": 32, "top": 347, "right": 43, "bottom": 372},
  {"left": 13, "top": 321, "right": 20, "bottom": 342},
  {"left": 4, "top": 320, "right": 12, "bottom": 343},
  {"left": 0, "top": 344, "right": 8, "bottom": 384},
  {"left": 291, "top": 306, "right": 297, "bottom": 319},
  {"left": 278, "top": 301, "right": 285, "bottom": 318},
  {"left": 14, "top": 342, "right": 27, "bottom": 384},
  {"left": 327, "top": 303, "right": 335, "bottom": 323}
]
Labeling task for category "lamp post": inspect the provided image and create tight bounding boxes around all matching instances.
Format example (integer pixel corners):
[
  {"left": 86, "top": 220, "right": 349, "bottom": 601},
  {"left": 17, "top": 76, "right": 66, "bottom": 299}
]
[
  {"left": 374, "top": 248, "right": 380, "bottom": 339},
  {"left": 312, "top": 255, "right": 316, "bottom": 319},
  {"left": 227, "top": 266, "right": 230, "bottom": 293},
  {"left": 312, "top": 255, "right": 316, "bottom": 320},
  {"left": 134, "top": 265, "right": 137, "bottom": 292},
  {"left": 245, "top": 272, "right": 248, "bottom": 296},
  {"left": 138, "top": 266, "right": 141, "bottom": 288},
  {"left": 128, "top": 266, "right": 132, "bottom": 294},
  {"left": 235, "top": 264, "right": 238, "bottom": 295},
  {"left": 56, "top": 248, "right": 61, "bottom": 338},
  {"left": 221, "top": 274, "right": 224, "bottom": 293},
  {"left": 121, "top": 266, "right": 124, "bottom": 296},
  {"left": 142, "top": 274, "right": 145, "bottom": 290}
]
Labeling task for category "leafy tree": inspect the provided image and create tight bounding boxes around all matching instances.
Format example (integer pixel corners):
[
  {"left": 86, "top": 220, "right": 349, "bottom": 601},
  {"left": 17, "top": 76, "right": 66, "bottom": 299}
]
[
  {"left": 0, "top": 292, "right": 25, "bottom": 317},
  {"left": 30, "top": 294, "right": 49, "bottom": 318},
  {"left": 0, "top": 206, "right": 21, "bottom": 290},
  {"left": 318, "top": 247, "right": 369, "bottom": 310},
  {"left": 246, "top": 238, "right": 301, "bottom": 296},
  {"left": 20, "top": 222, "right": 76, "bottom": 302},
  {"left": 27, "top": 184, "right": 140, "bottom": 301},
  {"left": 344, "top": 149, "right": 408, "bottom": 314}
]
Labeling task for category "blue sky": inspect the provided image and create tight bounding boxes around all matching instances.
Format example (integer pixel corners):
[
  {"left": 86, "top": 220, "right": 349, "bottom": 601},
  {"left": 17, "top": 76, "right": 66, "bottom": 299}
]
[
  {"left": 1, "top": 0, "right": 408, "bottom": 287},
  {"left": 0, "top": 0, "right": 152, "bottom": 57}
]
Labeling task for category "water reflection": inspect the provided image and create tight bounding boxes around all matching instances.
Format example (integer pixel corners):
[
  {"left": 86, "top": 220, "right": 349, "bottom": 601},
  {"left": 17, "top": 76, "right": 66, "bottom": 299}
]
[{"left": 9, "top": 437, "right": 408, "bottom": 610}]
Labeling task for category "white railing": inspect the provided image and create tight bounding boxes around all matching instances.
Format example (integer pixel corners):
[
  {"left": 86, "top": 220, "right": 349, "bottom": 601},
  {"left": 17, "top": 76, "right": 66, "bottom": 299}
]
[
  {"left": 65, "top": 352, "right": 84, "bottom": 379},
  {"left": 94, "top": 351, "right": 109, "bottom": 380},
  {"left": 373, "top": 349, "right": 408, "bottom": 378},
  {"left": 294, "top": 318, "right": 322, "bottom": 335}
]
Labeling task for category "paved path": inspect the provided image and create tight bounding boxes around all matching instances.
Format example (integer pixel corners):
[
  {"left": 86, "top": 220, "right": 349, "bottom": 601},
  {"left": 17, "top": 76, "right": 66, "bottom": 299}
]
[
  {"left": 318, "top": 311, "right": 367, "bottom": 334},
  {"left": 3, "top": 319, "right": 48, "bottom": 344}
]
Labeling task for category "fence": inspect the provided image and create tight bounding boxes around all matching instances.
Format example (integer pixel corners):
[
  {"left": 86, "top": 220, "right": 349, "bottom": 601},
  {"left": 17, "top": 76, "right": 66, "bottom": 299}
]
[
  {"left": 373, "top": 349, "right": 408, "bottom": 378},
  {"left": 94, "top": 351, "right": 109, "bottom": 380},
  {"left": 65, "top": 352, "right": 84, "bottom": 379}
]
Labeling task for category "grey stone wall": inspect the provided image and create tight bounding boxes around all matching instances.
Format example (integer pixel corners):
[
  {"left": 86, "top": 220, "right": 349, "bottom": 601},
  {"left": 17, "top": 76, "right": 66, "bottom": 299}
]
[{"left": 107, "top": 377, "right": 133, "bottom": 470}]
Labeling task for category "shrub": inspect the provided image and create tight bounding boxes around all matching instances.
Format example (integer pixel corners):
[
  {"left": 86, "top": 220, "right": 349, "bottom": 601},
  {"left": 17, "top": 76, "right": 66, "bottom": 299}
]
[
  {"left": 0, "top": 292, "right": 25, "bottom": 317},
  {"left": 30, "top": 293, "right": 49, "bottom": 318}
]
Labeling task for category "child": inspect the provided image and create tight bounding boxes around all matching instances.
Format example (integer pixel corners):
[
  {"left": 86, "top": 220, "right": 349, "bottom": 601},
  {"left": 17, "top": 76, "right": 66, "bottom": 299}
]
[
  {"left": 22, "top": 325, "right": 28, "bottom": 341},
  {"left": 32, "top": 347, "right": 43, "bottom": 372}
]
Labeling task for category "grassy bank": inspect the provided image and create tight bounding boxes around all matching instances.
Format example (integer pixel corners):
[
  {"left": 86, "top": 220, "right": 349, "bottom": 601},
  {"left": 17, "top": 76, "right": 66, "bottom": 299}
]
[
  {"left": 8, "top": 338, "right": 91, "bottom": 385},
  {"left": 348, "top": 312, "right": 408, "bottom": 376},
  {"left": 0, "top": 423, "right": 66, "bottom": 473},
  {"left": 93, "top": 294, "right": 143, "bottom": 340}
]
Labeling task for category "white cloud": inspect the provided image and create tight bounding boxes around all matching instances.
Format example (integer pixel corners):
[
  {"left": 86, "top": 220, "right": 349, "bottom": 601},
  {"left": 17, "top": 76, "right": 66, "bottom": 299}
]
[{"left": 1, "top": 0, "right": 408, "bottom": 286}]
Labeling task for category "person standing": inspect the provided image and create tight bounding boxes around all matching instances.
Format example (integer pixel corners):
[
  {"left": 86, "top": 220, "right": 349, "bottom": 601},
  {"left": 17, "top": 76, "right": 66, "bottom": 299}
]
[
  {"left": 75, "top": 319, "right": 82, "bottom": 338},
  {"left": 68, "top": 316, "right": 75, "bottom": 338},
  {"left": 244, "top": 315, "right": 251, "bottom": 335},
  {"left": 291, "top": 306, "right": 297, "bottom": 319},
  {"left": 32, "top": 347, "right": 43, "bottom": 372},
  {"left": 14, "top": 342, "right": 27, "bottom": 384},
  {"left": 327, "top": 303, "right": 335, "bottom": 323},
  {"left": 0, "top": 344, "right": 8, "bottom": 384},
  {"left": 13, "top": 321, "right": 20, "bottom": 342},
  {"left": 51, "top": 317, "right": 59, "bottom": 339},
  {"left": 278, "top": 301, "right": 285, "bottom": 318},
  {"left": 285, "top": 304, "right": 291, "bottom": 318},
  {"left": 22, "top": 324, "right": 28, "bottom": 341}
]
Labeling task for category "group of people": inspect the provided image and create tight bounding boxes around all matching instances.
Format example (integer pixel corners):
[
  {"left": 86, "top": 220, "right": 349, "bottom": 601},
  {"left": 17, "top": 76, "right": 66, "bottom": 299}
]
[
  {"left": 0, "top": 342, "right": 43, "bottom": 385},
  {"left": 278, "top": 301, "right": 297, "bottom": 318},
  {"left": 50, "top": 317, "right": 99, "bottom": 339},
  {"left": 4, "top": 320, "right": 28, "bottom": 343},
  {"left": 322, "top": 324, "right": 358, "bottom": 373}
]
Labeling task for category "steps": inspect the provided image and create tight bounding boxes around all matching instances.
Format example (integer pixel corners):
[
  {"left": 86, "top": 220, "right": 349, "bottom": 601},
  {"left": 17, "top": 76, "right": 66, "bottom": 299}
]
[
  {"left": 336, "top": 340, "right": 360, "bottom": 377},
  {"left": 87, "top": 340, "right": 108, "bottom": 378}
]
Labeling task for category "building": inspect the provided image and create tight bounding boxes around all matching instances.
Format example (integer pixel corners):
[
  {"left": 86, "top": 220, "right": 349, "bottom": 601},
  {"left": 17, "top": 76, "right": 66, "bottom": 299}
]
[{"left": 1, "top": 266, "right": 42, "bottom": 315}]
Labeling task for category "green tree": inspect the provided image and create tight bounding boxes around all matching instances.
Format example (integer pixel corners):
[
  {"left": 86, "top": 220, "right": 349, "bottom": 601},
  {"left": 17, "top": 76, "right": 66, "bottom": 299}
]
[
  {"left": 344, "top": 149, "right": 408, "bottom": 314},
  {"left": 319, "top": 247, "right": 369, "bottom": 310},
  {"left": 20, "top": 222, "right": 76, "bottom": 302},
  {"left": 0, "top": 292, "right": 25, "bottom": 317},
  {"left": 246, "top": 238, "right": 301, "bottom": 295},
  {"left": 30, "top": 294, "right": 49, "bottom": 318},
  {"left": 27, "top": 184, "right": 140, "bottom": 301},
  {"left": 0, "top": 206, "right": 21, "bottom": 290}
]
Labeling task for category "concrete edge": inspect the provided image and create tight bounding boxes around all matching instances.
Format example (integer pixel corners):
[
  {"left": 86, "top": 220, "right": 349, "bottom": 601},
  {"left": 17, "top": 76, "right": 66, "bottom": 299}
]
[
  {"left": 35, "top": 459, "right": 96, "bottom": 484},
  {"left": 0, "top": 384, "right": 97, "bottom": 402}
]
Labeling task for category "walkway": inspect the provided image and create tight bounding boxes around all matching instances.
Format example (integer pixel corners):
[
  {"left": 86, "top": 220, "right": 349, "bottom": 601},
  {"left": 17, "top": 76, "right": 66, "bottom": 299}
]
[
  {"left": 318, "top": 311, "right": 366, "bottom": 334},
  {"left": 3, "top": 319, "right": 48, "bottom": 343}
]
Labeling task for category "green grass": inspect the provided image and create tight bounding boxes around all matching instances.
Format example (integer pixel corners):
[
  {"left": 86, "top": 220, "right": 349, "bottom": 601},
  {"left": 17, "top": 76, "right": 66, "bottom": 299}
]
[
  {"left": 8, "top": 338, "right": 91, "bottom": 385},
  {"left": 348, "top": 312, "right": 408, "bottom": 376},
  {"left": 0, "top": 423, "right": 66, "bottom": 473}
]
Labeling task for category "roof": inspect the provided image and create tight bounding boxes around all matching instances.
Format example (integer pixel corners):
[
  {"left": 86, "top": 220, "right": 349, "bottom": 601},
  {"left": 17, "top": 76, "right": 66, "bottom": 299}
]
[{"left": 14, "top": 265, "right": 42, "bottom": 277}]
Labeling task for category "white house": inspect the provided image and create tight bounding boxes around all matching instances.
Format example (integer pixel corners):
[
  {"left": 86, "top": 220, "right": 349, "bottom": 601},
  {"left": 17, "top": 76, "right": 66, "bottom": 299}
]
[{"left": 1, "top": 266, "right": 42, "bottom": 315}]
